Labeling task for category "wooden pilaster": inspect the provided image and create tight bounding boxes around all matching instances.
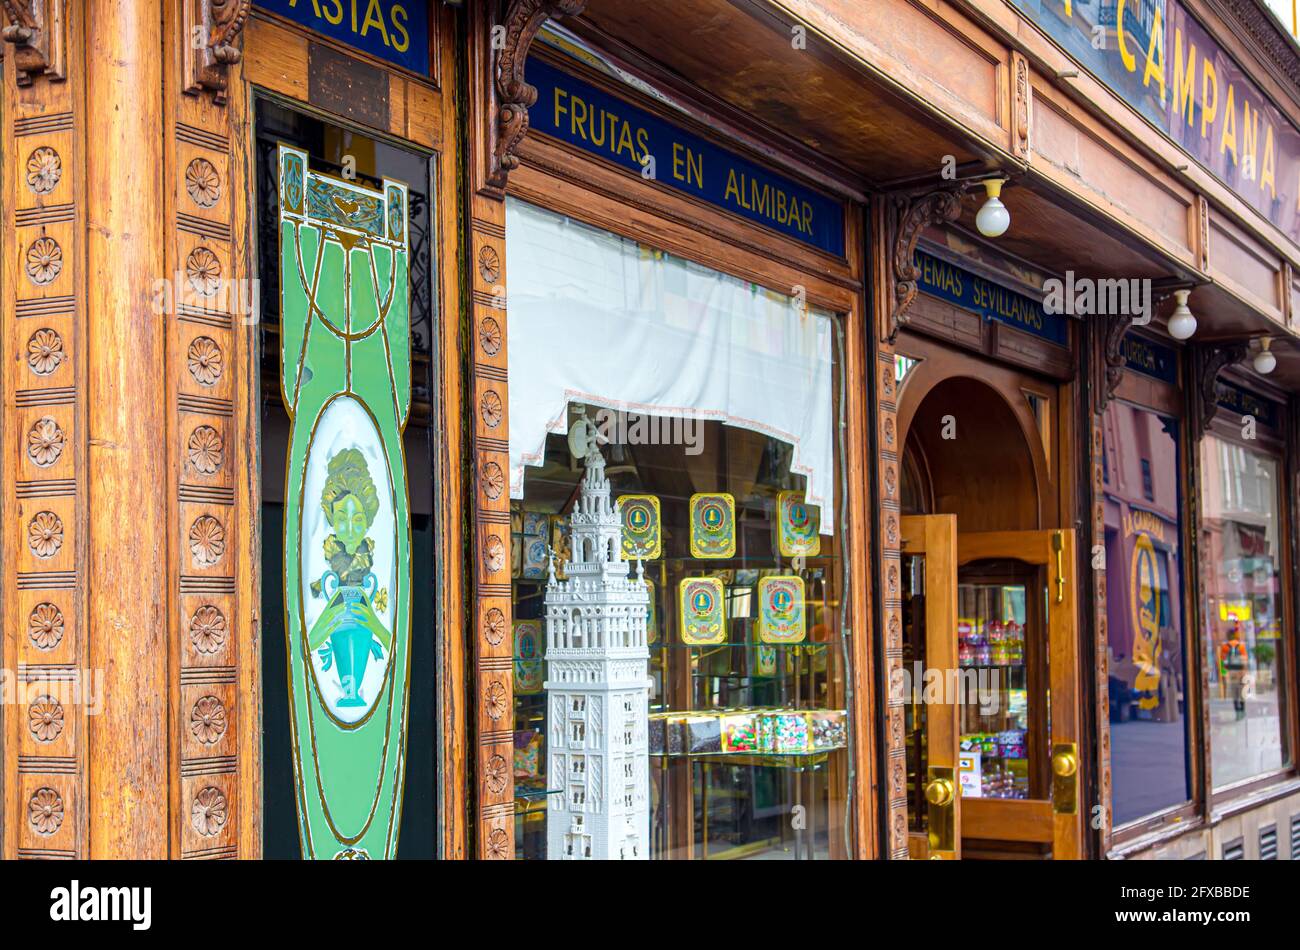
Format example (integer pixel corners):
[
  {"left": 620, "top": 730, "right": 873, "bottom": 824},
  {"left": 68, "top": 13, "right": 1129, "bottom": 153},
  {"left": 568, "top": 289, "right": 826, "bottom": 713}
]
[
  {"left": 163, "top": 0, "right": 253, "bottom": 859},
  {"left": 84, "top": 0, "right": 170, "bottom": 858},
  {"left": 3, "top": 0, "right": 85, "bottom": 860},
  {"left": 871, "top": 196, "right": 910, "bottom": 859},
  {"left": 1, "top": 0, "right": 253, "bottom": 859},
  {"left": 467, "top": 0, "right": 516, "bottom": 861}
]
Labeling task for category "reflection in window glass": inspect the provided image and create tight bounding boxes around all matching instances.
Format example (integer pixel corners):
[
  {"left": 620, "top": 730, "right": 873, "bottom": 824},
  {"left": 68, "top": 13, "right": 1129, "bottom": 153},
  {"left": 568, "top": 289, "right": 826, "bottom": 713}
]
[
  {"left": 1102, "top": 402, "right": 1191, "bottom": 826},
  {"left": 1200, "top": 436, "right": 1289, "bottom": 788},
  {"left": 506, "top": 200, "right": 851, "bottom": 859}
]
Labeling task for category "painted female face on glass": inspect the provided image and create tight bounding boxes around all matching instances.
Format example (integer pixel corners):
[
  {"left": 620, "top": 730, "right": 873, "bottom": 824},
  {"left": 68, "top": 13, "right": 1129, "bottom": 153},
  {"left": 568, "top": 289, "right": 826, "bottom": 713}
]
[{"left": 330, "top": 492, "right": 370, "bottom": 554}]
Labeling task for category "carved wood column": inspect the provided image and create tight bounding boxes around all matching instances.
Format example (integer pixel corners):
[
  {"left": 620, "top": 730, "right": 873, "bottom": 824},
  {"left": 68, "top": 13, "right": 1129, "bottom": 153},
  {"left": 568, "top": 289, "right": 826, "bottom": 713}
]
[
  {"left": 164, "top": 0, "right": 252, "bottom": 859},
  {"left": 466, "top": 0, "right": 585, "bottom": 859},
  {"left": 871, "top": 196, "right": 910, "bottom": 859},
  {"left": 2, "top": 0, "right": 252, "bottom": 859},
  {"left": 1085, "top": 314, "right": 1123, "bottom": 855},
  {"left": 84, "top": 0, "right": 170, "bottom": 858},
  {"left": 2, "top": 0, "right": 83, "bottom": 859}
]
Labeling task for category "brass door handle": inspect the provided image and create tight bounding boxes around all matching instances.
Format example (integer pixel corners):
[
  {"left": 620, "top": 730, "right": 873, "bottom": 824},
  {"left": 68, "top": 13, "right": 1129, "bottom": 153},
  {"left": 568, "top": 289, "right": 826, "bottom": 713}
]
[
  {"left": 925, "top": 777, "right": 954, "bottom": 807},
  {"left": 925, "top": 767, "right": 956, "bottom": 855},
  {"left": 1051, "top": 531, "right": 1066, "bottom": 604},
  {"left": 1052, "top": 749, "right": 1078, "bottom": 778},
  {"left": 1051, "top": 742, "right": 1078, "bottom": 815}
]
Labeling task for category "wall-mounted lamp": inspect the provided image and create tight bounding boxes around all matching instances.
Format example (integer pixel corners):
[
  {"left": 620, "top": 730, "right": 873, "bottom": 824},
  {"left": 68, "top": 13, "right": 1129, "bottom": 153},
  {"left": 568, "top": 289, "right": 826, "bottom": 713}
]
[
  {"left": 1167, "top": 288, "right": 1197, "bottom": 340},
  {"left": 1253, "top": 337, "right": 1276, "bottom": 375},
  {"left": 975, "top": 178, "right": 1010, "bottom": 238}
]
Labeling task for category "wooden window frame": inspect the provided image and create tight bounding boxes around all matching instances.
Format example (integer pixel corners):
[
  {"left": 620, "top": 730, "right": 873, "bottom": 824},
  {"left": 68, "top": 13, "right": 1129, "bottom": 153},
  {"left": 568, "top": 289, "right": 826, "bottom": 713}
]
[
  {"left": 240, "top": 8, "right": 464, "bottom": 858},
  {"left": 1195, "top": 375, "right": 1300, "bottom": 814},
  {"left": 490, "top": 43, "right": 879, "bottom": 858}
]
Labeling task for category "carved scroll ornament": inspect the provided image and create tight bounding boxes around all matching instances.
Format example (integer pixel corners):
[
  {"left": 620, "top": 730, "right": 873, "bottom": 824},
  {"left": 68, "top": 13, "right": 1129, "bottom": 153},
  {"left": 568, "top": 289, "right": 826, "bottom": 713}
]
[
  {"left": 1093, "top": 311, "right": 1137, "bottom": 416},
  {"left": 2, "top": 0, "right": 66, "bottom": 85},
  {"left": 1194, "top": 342, "right": 1249, "bottom": 439},
  {"left": 886, "top": 187, "right": 966, "bottom": 343},
  {"left": 491, "top": 0, "right": 588, "bottom": 189},
  {"left": 183, "top": 0, "right": 251, "bottom": 104}
]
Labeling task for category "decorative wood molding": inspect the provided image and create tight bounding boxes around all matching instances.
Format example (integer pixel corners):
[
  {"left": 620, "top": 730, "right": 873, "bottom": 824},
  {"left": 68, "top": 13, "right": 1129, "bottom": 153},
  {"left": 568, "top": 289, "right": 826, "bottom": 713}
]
[
  {"left": 886, "top": 187, "right": 966, "bottom": 343},
  {"left": 488, "top": 0, "right": 587, "bottom": 191},
  {"left": 1011, "top": 51, "right": 1030, "bottom": 161},
  {"left": 1088, "top": 416, "right": 1112, "bottom": 853},
  {"left": 871, "top": 197, "right": 909, "bottom": 859},
  {"left": 1, "top": 0, "right": 66, "bottom": 85},
  {"left": 181, "top": 0, "right": 250, "bottom": 104},
  {"left": 166, "top": 3, "right": 251, "bottom": 857},
  {"left": 3, "top": 0, "right": 81, "bottom": 859},
  {"left": 1193, "top": 341, "right": 1249, "bottom": 439},
  {"left": 1194, "top": 195, "right": 1210, "bottom": 274},
  {"left": 1205, "top": 0, "right": 1300, "bottom": 91}
]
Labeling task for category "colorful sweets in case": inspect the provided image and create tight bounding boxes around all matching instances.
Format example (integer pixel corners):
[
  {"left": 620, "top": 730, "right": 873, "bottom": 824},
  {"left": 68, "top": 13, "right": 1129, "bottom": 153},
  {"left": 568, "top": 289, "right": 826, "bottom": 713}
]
[
  {"left": 810, "top": 710, "right": 847, "bottom": 750},
  {"left": 720, "top": 713, "right": 760, "bottom": 753}
]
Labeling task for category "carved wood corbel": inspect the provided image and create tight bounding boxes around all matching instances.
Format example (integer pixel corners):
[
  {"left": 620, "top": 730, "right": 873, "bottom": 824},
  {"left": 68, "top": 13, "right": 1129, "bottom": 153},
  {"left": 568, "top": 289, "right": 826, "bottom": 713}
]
[
  {"left": 1193, "top": 341, "right": 1249, "bottom": 440},
  {"left": 885, "top": 187, "right": 966, "bottom": 343},
  {"left": 182, "top": 0, "right": 251, "bottom": 105},
  {"left": 489, "top": 0, "right": 587, "bottom": 190},
  {"left": 2, "top": 0, "right": 66, "bottom": 85},
  {"left": 1092, "top": 311, "right": 1137, "bottom": 416}
]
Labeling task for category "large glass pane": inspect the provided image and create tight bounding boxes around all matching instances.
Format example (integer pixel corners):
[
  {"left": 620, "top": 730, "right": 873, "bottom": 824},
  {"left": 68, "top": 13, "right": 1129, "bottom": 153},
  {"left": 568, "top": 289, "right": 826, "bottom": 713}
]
[
  {"left": 1200, "top": 436, "right": 1289, "bottom": 788},
  {"left": 506, "top": 200, "right": 850, "bottom": 859},
  {"left": 1101, "top": 401, "right": 1191, "bottom": 826},
  {"left": 957, "top": 578, "right": 1033, "bottom": 800}
]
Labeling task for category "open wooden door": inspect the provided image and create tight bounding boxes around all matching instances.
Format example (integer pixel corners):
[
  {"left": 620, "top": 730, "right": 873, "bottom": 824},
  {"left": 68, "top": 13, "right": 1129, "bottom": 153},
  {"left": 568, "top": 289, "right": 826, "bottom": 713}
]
[
  {"left": 955, "top": 530, "right": 1083, "bottom": 860},
  {"left": 901, "top": 515, "right": 960, "bottom": 859}
]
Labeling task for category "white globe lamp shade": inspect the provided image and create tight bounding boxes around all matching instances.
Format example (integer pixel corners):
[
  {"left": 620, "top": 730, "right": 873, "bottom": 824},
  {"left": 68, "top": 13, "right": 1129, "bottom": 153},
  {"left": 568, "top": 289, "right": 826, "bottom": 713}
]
[
  {"left": 976, "top": 178, "right": 1010, "bottom": 238},
  {"left": 1167, "top": 289, "right": 1197, "bottom": 340},
  {"left": 1254, "top": 339, "right": 1276, "bottom": 375}
]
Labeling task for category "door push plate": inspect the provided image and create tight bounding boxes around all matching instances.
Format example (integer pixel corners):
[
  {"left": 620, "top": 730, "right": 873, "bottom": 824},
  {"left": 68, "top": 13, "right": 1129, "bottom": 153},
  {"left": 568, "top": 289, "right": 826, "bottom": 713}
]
[
  {"left": 1051, "top": 742, "right": 1078, "bottom": 815},
  {"left": 925, "top": 766, "right": 956, "bottom": 857}
]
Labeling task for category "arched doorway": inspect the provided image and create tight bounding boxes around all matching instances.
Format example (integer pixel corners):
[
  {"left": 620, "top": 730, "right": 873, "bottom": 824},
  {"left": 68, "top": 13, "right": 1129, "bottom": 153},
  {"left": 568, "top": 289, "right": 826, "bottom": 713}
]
[
  {"left": 895, "top": 355, "right": 1083, "bottom": 861},
  {"left": 899, "top": 374, "right": 1047, "bottom": 531}
]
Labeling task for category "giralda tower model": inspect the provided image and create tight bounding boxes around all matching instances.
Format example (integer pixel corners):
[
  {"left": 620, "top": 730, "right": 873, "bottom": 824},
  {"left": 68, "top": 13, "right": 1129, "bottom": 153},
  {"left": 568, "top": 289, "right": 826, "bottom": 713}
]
[{"left": 544, "top": 439, "right": 651, "bottom": 860}]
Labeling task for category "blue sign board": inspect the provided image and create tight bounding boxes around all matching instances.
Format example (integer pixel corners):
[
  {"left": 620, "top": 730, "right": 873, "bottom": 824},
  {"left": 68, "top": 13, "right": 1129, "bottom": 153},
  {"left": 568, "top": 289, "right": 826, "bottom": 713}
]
[
  {"left": 913, "top": 250, "right": 1067, "bottom": 345},
  {"left": 257, "top": 0, "right": 430, "bottom": 75},
  {"left": 1217, "top": 380, "right": 1278, "bottom": 429},
  {"left": 1123, "top": 332, "right": 1178, "bottom": 385},
  {"left": 526, "top": 56, "right": 845, "bottom": 257}
]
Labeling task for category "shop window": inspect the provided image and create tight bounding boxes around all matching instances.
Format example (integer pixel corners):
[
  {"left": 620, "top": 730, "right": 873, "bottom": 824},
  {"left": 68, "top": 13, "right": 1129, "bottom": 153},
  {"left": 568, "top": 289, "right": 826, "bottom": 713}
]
[
  {"left": 1101, "top": 401, "right": 1191, "bottom": 828},
  {"left": 507, "top": 200, "right": 850, "bottom": 860},
  {"left": 1200, "top": 436, "right": 1289, "bottom": 788}
]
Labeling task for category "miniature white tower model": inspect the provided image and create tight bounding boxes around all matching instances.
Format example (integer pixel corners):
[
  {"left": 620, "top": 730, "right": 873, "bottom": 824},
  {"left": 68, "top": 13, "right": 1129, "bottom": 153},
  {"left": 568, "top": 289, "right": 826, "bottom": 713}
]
[{"left": 544, "top": 434, "right": 651, "bottom": 860}]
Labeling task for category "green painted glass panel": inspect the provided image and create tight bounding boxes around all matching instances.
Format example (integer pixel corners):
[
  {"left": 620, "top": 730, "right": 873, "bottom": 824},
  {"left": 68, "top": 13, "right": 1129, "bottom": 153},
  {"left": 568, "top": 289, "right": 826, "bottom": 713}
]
[{"left": 278, "top": 144, "right": 412, "bottom": 860}]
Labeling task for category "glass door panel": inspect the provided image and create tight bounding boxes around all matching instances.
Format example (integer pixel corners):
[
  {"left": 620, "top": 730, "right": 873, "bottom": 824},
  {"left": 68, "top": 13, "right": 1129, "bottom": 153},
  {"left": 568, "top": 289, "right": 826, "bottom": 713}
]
[{"left": 957, "top": 530, "right": 1083, "bottom": 860}]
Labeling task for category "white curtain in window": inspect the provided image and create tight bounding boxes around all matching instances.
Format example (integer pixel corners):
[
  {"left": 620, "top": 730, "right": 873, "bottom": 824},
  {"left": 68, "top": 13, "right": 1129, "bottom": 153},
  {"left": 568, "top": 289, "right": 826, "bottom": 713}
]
[{"left": 505, "top": 199, "right": 836, "bottom": 532}]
